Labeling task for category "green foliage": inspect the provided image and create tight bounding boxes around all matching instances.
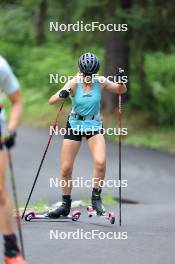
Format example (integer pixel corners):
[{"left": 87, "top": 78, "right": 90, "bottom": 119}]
[
  {"left": 0, "top": 0, "right": 175, "bottom": 130},
  {"left": 0, "top": 38, "right": 104, "bottom": 125},
  {"left": 0, "top": 5, "right": 34, "bottom": 45},
  {"left": 130, "top": 52, "right": 175, "bottom": 125},
  {"left": 145, "top": 53, "right": 175, "bottom": 125},
  {"left": 19, "top": 44, "right": 75, "bottom": 91}
]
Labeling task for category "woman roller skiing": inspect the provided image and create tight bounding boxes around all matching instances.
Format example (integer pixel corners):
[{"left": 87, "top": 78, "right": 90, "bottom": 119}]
[
  {"left": 47, "top": 53, "right": 127, "bottom": 218},
  {"left": 0, "top": 56, "right": 27, "bottom": 264}
]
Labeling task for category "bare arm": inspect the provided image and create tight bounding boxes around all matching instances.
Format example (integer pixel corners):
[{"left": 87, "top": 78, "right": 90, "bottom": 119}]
[
  {"left": 49, "top": 78, "right": 77, "bottom": 105},
  {"left": 7, "top": 90, "right": 23, "bottom": 131},
  {"left": 98, "top": 76, "right": 127, "bottom": 94}
]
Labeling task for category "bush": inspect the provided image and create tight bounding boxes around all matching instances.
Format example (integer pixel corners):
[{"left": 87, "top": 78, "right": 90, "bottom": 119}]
[
  {"left": 0, "top": 5, "right": 34, "bottom": 45},
  {"left": 145, "top": 52, "right": 175, "bottom": 125}
]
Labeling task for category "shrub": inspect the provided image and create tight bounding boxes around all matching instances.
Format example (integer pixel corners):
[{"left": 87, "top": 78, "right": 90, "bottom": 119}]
[{"left": 145, "top": 52, "right": 175, "bottom": 125}]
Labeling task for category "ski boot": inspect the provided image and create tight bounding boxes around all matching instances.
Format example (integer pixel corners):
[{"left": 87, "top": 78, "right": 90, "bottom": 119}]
[
  {"left": 87, "top": 188, "right": 115, "bottom": 224},
  {"left": 91, "top": 188, "right": 106, "bottom": 215},
  {"left": 4, "top": 235, "right": 27, "bottom": 264},
  {"left": 47, "top": 198, "right": 72, "bottom": 218}
]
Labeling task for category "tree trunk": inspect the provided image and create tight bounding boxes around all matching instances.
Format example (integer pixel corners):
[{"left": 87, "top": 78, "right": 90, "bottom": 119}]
[
  {"left": 102, "top": 0, "right": 131, "bottom": 111},
  {"left": 35, "top": 0, "right": 47, "bottom": 45},
  {"left": 103, "top": 32, "right": 129, "bottom": 111},
  {"left": 135, "top": 49, "right": 154, "bottom": 109}
]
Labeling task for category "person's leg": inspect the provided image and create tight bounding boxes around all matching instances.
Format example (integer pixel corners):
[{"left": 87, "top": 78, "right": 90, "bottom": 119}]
[
  {"left": 48, "top": 139, "right": 81, "bottom": 218},
  {"left": 0, "top": 151, "right": 14, "bottom": 235},
  {"left": 0, "top": 150, "right": 25, "bottom": 262},
  {"left": 60, "top": 139, "right": 81, "bottom": 194},
  {"left": 87, "top": 133, "right": 106, "bottom": 188},
  {"left": 87, "top": 134, "right": 106, "bottom": 215}
]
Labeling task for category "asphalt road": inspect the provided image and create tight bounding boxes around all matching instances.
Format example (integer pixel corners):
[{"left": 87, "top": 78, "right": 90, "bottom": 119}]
[{"left": 0, "top": 126, "right": 175, "bottom": 264}]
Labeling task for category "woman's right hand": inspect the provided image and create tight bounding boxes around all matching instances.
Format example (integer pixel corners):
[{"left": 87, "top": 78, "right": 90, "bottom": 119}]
[
  {"left": 49, "top": 88, "right": 71, "bottom": 104},
  {"left": 49, "top": 94, "right": 59, "bottom": 105},
  {"left": 49, "top": 77, "right": 77, "bottom": 105}
]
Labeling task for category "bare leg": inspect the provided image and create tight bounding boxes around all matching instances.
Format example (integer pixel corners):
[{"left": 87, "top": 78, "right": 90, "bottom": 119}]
[
  {"left": 87, "top": 134, "right": 106, "bottom": 188},
  {"left": 60, "top": 139, "right": 81, "bottom": 194},
  {"left": 0, "top": 151, "right": 15, "bottom": 235}
]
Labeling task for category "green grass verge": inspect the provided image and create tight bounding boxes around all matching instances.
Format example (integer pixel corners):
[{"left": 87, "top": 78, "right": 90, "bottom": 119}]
[
  {"left": 123, "top": 128, "right": 175, "bottom": 152},
  {"left": 19, "top": 194, "right": 116, "bottom": 214},
  {"left": 19, "top": 199, "right": 50, "bottom": 215},
  {"left": 82, "top": 193, "right": 116, "bottom": 207},
  {"left": 103, "top": 109, "right": 175, "bottom": 154}
]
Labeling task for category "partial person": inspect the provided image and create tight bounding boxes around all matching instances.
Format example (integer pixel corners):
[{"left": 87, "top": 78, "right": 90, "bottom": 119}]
[{"left": 0, "top": 55, "right": 27, "bottom": 264}]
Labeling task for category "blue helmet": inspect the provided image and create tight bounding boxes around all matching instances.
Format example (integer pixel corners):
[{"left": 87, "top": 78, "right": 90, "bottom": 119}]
[{"left": 78, "top": 52, "right": 100, "bottom": 76}]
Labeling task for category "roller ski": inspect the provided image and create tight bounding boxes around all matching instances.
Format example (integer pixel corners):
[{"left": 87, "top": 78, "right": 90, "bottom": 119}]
[
  {"left": 25, "top": 198, "right": 81, "bottom": 222},
  {"left": 87, "top": 188, "right": 115, "bottom": 225},
  {"left": 25, "top": 210, "right": 81, "bottom": 222}
]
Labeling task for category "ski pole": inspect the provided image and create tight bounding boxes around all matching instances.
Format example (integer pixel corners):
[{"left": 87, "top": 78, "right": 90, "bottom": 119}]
[
  {"left": 7, "top": 150, "right": 26, "bottom": 259},
  {"left": 21, "top": 100, "right": 65, "bottom": 219},
  {"left": 118, "top": 92, "right": 122, "bottom": 226}
]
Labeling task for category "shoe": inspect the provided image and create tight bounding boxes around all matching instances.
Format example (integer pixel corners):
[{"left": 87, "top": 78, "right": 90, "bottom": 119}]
[
  {"left": 92, "top": 188, "right": 106, "bottom": 215},
  {"left": 47, "top": 199, "right": 72, "bottom": 218}
]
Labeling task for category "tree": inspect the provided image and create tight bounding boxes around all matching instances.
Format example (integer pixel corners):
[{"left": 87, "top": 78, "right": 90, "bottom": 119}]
[
  {"left": 102, "top": 0, "right": 132, "bottom": 111},
  {"left": 127, "top": 0, "right": 175, "bottom": 111},
  {"left": 35, "top": 0, "right": 47, "bottom": 45}
]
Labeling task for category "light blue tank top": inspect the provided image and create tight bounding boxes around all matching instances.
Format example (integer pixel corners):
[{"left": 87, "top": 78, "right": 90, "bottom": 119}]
[
  {"left": 0, "top": 56, "right": 20, "bottom": 129},
  {"left": 69, "top": 77, "right": 102, "bottom": 132}
]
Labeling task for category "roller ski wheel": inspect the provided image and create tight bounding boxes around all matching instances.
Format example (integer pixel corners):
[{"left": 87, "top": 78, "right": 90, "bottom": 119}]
[
  {"left": 24, "top": 210, "right": 81, "bottom": 222},
  {"left": 71, "top": 210, "right": 81, "bottom": 221},
  {"left": 87, "top": 206, "right": 115, "bottom": 225},
  {"left": 108, "top": 212, "right": 115, "bottom": 224},
  {"left": 25, "top": 211, "right": 35, "bottom": 222}
]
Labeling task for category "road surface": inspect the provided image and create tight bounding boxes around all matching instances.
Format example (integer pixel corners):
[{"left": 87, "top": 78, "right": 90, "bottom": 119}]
[{"left": 0, "top": 126, "right": 175, "bottom": 264}]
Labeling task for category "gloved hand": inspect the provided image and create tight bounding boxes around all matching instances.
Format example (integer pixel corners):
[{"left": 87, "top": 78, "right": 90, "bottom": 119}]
[
  {"left": 59, "top": 88, "right": 71, "bottom": 99},
  {"left": 4, "top": 130, "right": 16, "bottom": 149}
]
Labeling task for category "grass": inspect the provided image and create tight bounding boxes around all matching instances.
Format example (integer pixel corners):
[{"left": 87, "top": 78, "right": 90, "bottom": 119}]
[
  {"left": 123, "top": 128, "right": 175, "bottom": 152},
  {"left": 103, "top": 109, "right": 175, "bottom": 154},
  {"left": 19, "top": 193, "right": 116, "bottom": 214},
  {"left": 82, "top": 193, "right": 116, "bottom": 207},
  {"left": 19, "top": 199, "right": 50, "bottom": 215}
]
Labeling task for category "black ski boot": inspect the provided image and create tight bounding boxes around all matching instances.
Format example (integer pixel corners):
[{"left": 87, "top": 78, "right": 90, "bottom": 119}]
[
  {"left": 91, "top": 188, "right": 106, "bottom": 215},
  {"left": 3, "top": 234, "right": 20, "bottom": 258},
  {"left": 47, "top": 198, "right": 72, "bottom": 218}
]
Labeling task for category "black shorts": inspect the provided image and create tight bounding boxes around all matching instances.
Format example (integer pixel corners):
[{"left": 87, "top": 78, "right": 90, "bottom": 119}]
[{"left": 64, "top": 121, "right": 101, "bottom": 142}]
